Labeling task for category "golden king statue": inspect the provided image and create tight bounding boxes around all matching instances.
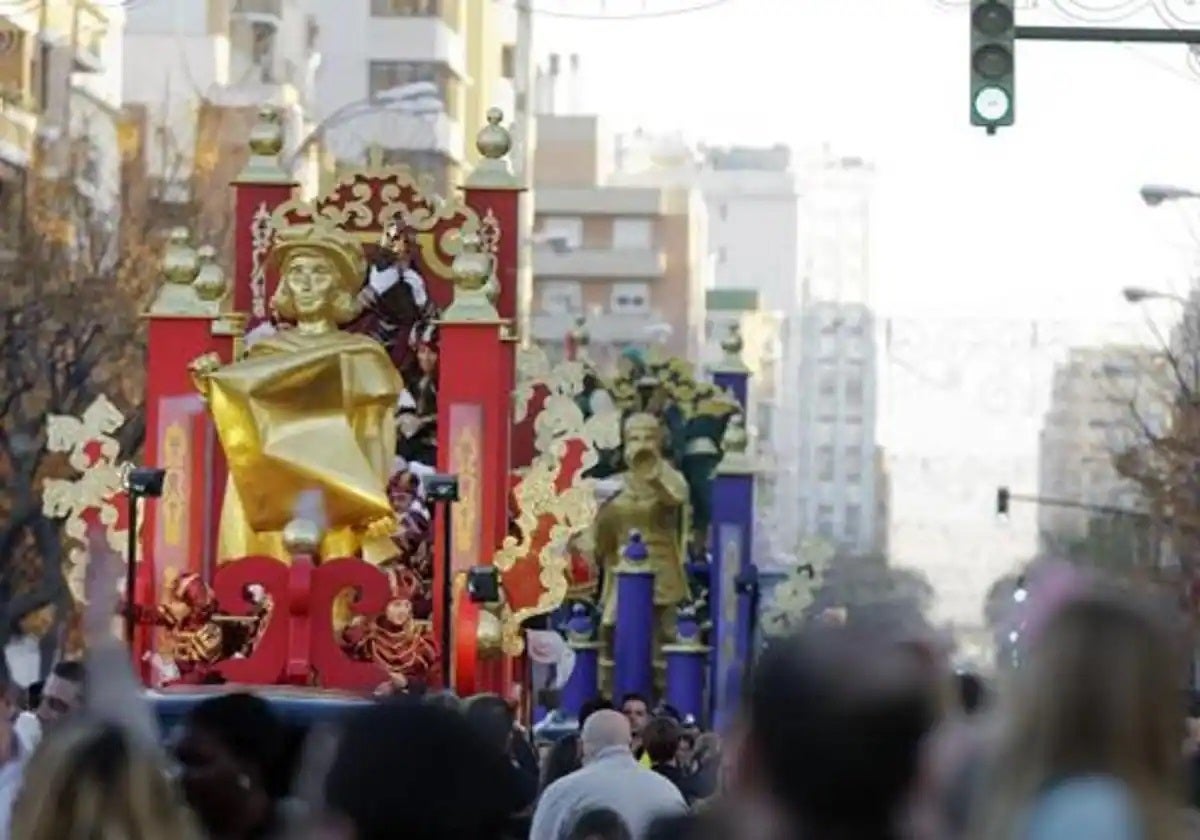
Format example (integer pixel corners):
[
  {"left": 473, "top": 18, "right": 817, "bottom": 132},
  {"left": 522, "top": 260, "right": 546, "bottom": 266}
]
[
  {"left": 593, "top": 412, "right": 690, "bottom": 678},
  {"left": 191, "top": 224, "right": 403, "bottom": 563}
]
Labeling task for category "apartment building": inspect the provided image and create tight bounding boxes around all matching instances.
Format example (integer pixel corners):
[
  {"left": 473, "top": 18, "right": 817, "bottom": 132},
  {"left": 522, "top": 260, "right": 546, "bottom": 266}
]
[
  {"left": 0, "top": 0, "right": 124, "bottom": 216},
  {"left": 530, "top": 112, "right": 709, "bottom": 364},
  {"left": 1037, "top": 345, "right": 1166, "bottom": 547},
  {"left": 122, "top": 0, "right": 318, "bottom": 197},
  {"left": 308, "top": 0, "right": 521, "bottom": 195}
]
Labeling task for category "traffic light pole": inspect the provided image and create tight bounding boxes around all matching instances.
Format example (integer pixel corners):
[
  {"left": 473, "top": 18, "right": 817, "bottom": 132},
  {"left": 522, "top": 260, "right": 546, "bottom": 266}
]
[{"left": 1015, "top": 26, "right": 1200, "bottom": 44}]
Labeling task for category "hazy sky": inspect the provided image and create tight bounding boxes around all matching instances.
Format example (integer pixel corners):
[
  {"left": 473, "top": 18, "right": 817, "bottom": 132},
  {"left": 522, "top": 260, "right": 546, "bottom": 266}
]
[{"left": 533, "top": 0, "right": 1200, "bottom": 633}]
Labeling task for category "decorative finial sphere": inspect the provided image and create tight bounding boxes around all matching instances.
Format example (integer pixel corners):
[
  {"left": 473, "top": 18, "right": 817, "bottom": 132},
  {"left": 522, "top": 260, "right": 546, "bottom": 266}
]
[
  {"left": 249, "top": 107, "right": 284, "bottom": 158},
  {"left": 721, "top": 323, "right": 744, "bottom": 357},
  {"left": 281, "top": 517, "right": 321, "bottom": 557},
  {"left": 476, "top": 107, "right": 511, "bottom": 160},
  {"left": 451, "top": 230, "right": 491, "bottom": 292},
  {"left": 623, "top": 530, "right": 649, "bottom": 563},
  {"left": 192, "top": 244, "right": 227, "bottom": 302},
  {"left": 162, "top": 227, "right": 198, "bottom": 286}
]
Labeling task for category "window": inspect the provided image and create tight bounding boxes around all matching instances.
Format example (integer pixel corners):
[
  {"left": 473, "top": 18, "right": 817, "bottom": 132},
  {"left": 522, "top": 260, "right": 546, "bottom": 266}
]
[
  {"left": 845, "top": 446, "right": 862, "bottom": 482},
  {"left": 368, "top": 60, "right": 448, "bottom": 102},
  {"left": 844, "top": 504, "right": 861, "bottom": 540},
  {"left": 612, "top": 218, "right": 653, "bottom": 250},
  {"left": 717, "top": 247, "right": 726, "bottom": 264},
  {"left": 501, "top": 44, "right": 516, "bottom": 79},
  {"left": 817, "top": 446, "right": 834, "bottom": 482},
  {"left": 611, "top": 282, "right": 650, "bottom": 314},
  {"left": 371, "top": 0, "right": 439, "bottom": 15},
  {"left": 718, "top": 203, "right": 727, "bottom": 221},
  {"left": 817, "top": 504, "right": 834, "bottom": 538},
  {"left": 539, "top": 216, "right": 583, "bottom": 250},
  {"left": 819, "top": 374, "right": 837, "bottom": 398},
  {"left": 540, "top": 281, "right": 582, "bottom": 314},
  {"left": 845, "top": 376, "right": 863, "bottom": 407}
]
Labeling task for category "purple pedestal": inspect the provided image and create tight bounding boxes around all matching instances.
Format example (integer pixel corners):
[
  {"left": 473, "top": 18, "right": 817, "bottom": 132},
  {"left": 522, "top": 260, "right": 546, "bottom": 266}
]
[
  {"left": 663, "top": 643, "right": 708, "bottom": 722},
  {"left": 562, "top": 642, "right": 600, "bottom": 718},
  {"left": 711, "top": 475, "right": 755, "bottom": 731},
  {"left": 613, "top": 566, "right": 655, "bottom": 701}
]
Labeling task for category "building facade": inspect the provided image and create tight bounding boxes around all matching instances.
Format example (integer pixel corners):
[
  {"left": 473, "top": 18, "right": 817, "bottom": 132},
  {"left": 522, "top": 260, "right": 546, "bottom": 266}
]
[
  {"left": 530, "top": 113, "right": 709, "bottom": 364},
  {"left": 1037, "top": 345, "right": 1166, "bottom": 548},
  {"left": 307, "top": 0, "right": 520, "bottom": 196},
  {"left": 122, "top": 0, "right": 318, "bottom": 198},
  {"left": 0, "top": 0, "right": 125, "bottom": 220}
]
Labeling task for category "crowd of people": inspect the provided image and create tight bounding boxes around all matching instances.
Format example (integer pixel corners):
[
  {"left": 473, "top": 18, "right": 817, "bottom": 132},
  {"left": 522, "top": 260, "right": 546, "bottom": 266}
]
[{"left": 2, "top": 548, "right": 1200, "bottom": 839}]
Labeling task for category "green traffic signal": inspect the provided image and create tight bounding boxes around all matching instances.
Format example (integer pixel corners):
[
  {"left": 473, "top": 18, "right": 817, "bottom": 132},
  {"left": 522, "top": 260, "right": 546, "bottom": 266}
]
[{"left": 970, "top": 0, "right": 1015, "bottom": 130}]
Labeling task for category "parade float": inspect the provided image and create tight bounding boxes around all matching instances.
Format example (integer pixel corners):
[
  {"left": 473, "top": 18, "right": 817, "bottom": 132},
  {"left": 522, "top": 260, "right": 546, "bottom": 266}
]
[{"left": 43, "top": 106, "right": 771, "bottom": 724}]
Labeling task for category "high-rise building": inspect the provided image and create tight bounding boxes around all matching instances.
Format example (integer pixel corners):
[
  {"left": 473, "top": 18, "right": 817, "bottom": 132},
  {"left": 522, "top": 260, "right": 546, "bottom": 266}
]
[
  {"left": 0, "top": 0, "right": 125, "bottom": 215},
  {"left": 530, "top": 112, "right": 710, "bottom": 364},
  {"left": 1037, "top": 345, "right": 1166, "bottom": 548},
  {"left": 308, "top": 0, "right": 520, "bottom": 196},
  {"left": 795, "top": 300, "right": 880, "bottom": 555},
  {"left": 793, "top": 148, "right": 878, "bottom": 556}
]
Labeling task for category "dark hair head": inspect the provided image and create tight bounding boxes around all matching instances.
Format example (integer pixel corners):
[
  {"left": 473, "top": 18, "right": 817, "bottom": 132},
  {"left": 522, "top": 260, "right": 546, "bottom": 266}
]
[
  {"left": 540, "top": 733, "right": 582, "bottom": 791},
  {"left": 325, "top": 700, "right": 521, "bottom": 840},
  {"left": 52, "top": 660, "right": 85, "bottom": 684},
  {"left": 619, "top": 693, "right": 649, "bottom": 712},
  {"left": 566, "top": 807, "right": 632, "bottom": 840},
  {"left": 747, "top": 626, "right": 937, "bottom": 836},
  {"left": 184, "top": 692, "right": 287, "bottom": 797},
  {"left": 462, "top": 693, "right": 513, "bottom": 754},
  {"left": 579, "top": 696, "right": 613, "bottom": 728},
  {"left": 642, "top": 716, "right": 682, "bottom": 764}
]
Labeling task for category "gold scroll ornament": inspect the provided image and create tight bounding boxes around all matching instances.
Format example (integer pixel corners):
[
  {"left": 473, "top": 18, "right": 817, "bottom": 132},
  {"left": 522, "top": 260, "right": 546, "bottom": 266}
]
[
  {"left": 492, "top": 345, "right": 619, "bottom": 655},
  {"left": 451, "top": 424, "right": 480, "bottom": 565},
  {"left": 41, "top": 395, "right": 134, "bottom": 604}
]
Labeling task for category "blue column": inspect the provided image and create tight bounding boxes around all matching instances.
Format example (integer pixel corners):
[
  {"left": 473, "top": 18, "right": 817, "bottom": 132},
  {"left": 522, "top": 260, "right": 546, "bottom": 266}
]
[
  {"left": 707, "top": 325, "right": 755, "bottom": 731},
  {"left": 561, "top": 605, "right": 599, "bottom": 718},
  {"left": 613, "top": 532, "right": 655, "bottom": 701},
  {"left": 662, "top": 610, "right": 708, "bottom": 723}
]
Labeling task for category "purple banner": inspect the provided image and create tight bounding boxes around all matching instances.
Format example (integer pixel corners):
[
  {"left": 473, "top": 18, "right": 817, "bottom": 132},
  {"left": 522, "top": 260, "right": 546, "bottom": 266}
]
[{"left": 711, "top": 470, "right": 756, "bottom": 730}]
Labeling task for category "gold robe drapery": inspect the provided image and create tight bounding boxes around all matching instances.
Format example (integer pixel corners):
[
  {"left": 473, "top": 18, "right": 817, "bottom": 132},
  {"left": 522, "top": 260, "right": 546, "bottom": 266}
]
[{"left": 208, "top": 330, "right": 403, "bottom": 564}]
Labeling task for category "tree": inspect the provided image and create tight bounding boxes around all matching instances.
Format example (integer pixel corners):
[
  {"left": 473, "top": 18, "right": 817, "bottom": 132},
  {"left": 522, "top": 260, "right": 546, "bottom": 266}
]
[
  {"left": 0, "top": 105, "right": 249, "bottom": 678},
  {"left": 803, "top": 552, "right": 937, "bottom": 636}
]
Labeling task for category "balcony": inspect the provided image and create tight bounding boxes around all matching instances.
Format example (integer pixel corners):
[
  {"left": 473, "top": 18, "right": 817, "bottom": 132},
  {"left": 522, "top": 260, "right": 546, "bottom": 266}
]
[
  {"left": 367, "top": 16, "right": 467, "bottom": 79},
  {"left": 0, "top": 97, "right": 37, "bottom": 167},
  {"left": 533, "top": 246, "right": 666, "bottom": 279},
  {"left": 73, "top": 0, "right": 107, "bottom": 73},
  {"left": 233, "top": 0, "right": 283, "bottom": 26}
]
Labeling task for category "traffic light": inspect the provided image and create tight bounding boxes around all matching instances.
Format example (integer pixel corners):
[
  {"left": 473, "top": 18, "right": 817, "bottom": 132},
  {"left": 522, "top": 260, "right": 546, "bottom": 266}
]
[
  {"left": 996, "top": 486, "right": 1010, "bottom": 516},
  {"left": 970, "top": 0, "right": 1015, "bottom": 131}
]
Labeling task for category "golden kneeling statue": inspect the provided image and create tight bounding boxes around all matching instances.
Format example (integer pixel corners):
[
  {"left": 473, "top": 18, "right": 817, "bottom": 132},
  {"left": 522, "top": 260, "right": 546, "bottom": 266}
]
[
  {"left": 191, "top": 224, "right": 403, "bottom": 564},
  {"left": 593, "top": 412, "right": 689, "bottom": 684}
]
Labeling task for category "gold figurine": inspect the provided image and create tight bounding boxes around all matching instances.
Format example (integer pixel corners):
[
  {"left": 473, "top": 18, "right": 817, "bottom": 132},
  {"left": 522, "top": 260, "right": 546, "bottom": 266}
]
[
  {"left": 191, "top": 223, "right": 404, "bottom": 564},
  {"left": 593, "top": 412, "right": 690, "bottom": 684}
]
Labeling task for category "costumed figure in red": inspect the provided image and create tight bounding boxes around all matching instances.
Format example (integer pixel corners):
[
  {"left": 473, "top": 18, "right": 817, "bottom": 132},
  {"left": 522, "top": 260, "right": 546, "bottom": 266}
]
[
  {"left": 152, "top": 572, "right": 225, "bottom": 684},
  {"left": 350, "top": 217, "right": 439, "bottom": 380},
  {"left": 396, "top": 320, "right": 438, "bottom": 469},
  {"left": 341, "top": 566, "right": 439, "bottom": 692}
]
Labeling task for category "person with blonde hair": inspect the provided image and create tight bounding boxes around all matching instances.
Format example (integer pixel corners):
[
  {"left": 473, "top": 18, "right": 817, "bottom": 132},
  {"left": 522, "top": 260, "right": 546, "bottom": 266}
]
[
  {"left": 10, "top": 718, "right": 202, "bottom": 840},
  {"left": 970, "top": 594, "right": 1186, "bottom": 840}
]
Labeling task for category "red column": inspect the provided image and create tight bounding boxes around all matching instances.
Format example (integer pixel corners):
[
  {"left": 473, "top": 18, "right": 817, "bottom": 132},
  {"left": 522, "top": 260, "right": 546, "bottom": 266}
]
[
  {"left": 140, "top": 240, "right": 238, "bottom": 681},
  {"left": 231, "top": 109, "right": 297, "bottom": 329},
  {"left": 439, "top": 111, "right": 525, "bottom": 695}
]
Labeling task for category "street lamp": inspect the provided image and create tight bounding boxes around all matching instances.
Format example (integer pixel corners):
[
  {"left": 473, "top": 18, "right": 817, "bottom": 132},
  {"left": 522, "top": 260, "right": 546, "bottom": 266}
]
[
  {"left": 287, "top": 81, "right": 443, "bottom": 170},
  {"left": 1140, "top": 184, "right": 1200, "bottom": 207},
  {"left": 1122, "top": 286, "right": 1188, "bottom": 306}
]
